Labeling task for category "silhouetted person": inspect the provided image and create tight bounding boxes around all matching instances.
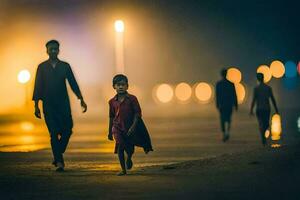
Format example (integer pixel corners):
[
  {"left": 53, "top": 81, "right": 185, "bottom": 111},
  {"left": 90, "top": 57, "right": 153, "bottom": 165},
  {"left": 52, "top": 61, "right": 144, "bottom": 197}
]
[
  {"left": 215, "top": 68, "right": 238, "bottom": 142},
  {"left": 250, "top": 73, "right": 279, "bottom": 146},
  {"left": 32, "top": 40, "right": 87, "bottom": 171},
  {"left": 108, "top": 74, "right": 153, "bottom": 176}
]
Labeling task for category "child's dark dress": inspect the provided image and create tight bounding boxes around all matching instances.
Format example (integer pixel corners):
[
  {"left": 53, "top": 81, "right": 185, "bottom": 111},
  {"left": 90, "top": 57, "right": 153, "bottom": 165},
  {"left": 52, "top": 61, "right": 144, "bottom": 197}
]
[{"left": 109, "top": 93, "right": 153, "bottom": 154}]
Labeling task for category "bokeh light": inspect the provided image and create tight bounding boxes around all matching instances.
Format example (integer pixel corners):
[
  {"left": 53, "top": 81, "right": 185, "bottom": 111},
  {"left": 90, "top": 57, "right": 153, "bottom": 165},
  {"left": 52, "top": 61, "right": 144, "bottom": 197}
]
[
  {"left": 18, "top": 69, "right": 31, "bottom": 84},
  {"left": 234, "top": 83, "right": 246, "bottom": 104},
  {"left": 114, "top": 20, "right": 125, "bottom": 33},
  {"left": 20, "top": 121, "right": 35, "bottom": 132},
  {"left": 271, "top": 114, "right": 282, "bottom": 141},
  {"left": 20, "top": 136, "right": 35, "bottom": 144},
  {"left": 257, "top": 65, "right": 272, "bottom": 83},
  {"left": 175, "top": 82, "right": 192, "bottom": 103},
  {"left": 154, "top": 84, "right": 174, "bottom": 103},
  {"left": 270, "top": 60, "right": 285, "bottom": 78},
  {"left": 265, "top": 130, "right": 270, "bottom": 138},
  {"left": 297, "top": 62, "right": 300, "bottom": 75},
  {"left": 284, "top": 61, "right": 297, "bottom": 78},
  {"left": 226, "top": 67, "right": 242, "bottom": 83},
  {"left": 194, "top": 82, "right": 213, "bottom": 103}
]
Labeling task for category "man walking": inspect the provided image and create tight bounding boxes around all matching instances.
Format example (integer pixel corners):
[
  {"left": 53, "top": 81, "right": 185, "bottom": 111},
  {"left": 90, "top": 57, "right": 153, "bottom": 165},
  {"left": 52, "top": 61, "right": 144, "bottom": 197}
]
[
  {"left": 215, "top": 68, "right": 238, "bottom": 142},
  {"left": 33, "top": 40, "right": 87, "bottom": 171}
]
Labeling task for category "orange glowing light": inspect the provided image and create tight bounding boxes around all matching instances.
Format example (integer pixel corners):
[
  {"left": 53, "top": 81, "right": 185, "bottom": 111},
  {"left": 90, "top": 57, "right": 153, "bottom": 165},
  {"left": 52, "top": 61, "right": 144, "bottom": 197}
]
[
  {"left": 18, "top": 69, "right": 31, "bottom": 84},
  {"left": 20, "top": 136, "right": 35, "bottom": 144},
  {"left": 226, "top": 67, "right": 242, "bottom": 83},
  {"left": 194, "top": 82, "right": 213, "bottom": 103},
  {"left": 175, "top": 82, "right": 192, "bottom": 102},
  {"left": 154, "top": 84, "right": 174, "bottom": 103},
  {"left": 257, "top": 65, "right": 272, "bottom": 83},
  {"left": 271, "top": 114, "right": 282, "bottom": 141},
  {"left": 20, "top": 121, "right": 35, "bottom": 132},
  {"left": 270, "top": 60, "right": 285, "bottom": 78},
  {"left": 234, "top": 83, "right": 246, "bottom": 104},
  {"left": 265, "top": 130, "right": 270, "bottom": 138}
]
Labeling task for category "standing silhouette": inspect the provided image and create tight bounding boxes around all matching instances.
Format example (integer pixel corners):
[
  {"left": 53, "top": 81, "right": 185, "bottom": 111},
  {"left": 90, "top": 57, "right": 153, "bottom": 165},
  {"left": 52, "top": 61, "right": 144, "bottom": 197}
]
[
  {"left": 250, "top": 73, "right": 279, "bottom": 146},
  {"left": 108, "top": 74, "right": 153, "bottom": 176},
  {"left": 32, "top": 40, "right": 87, "bottom": 171},
  {"left": 215, "top": 68, "right": 238, "bottom": 142}
]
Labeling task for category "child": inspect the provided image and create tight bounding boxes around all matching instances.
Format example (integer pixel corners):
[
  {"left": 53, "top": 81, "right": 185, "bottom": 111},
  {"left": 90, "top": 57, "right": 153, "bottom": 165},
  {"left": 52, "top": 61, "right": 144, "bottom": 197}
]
[
  {"left": 108, "top": 74, "right": 152, "bottom": 176},
  {"left": 250, "top": 73, "right": 279, "bottom": 146}
]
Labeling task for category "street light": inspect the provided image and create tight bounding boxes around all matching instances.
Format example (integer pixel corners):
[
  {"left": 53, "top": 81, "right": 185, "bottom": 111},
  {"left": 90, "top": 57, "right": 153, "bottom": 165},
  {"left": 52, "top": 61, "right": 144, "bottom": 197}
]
[
  {"left": 18, "top": 69, "right": 31, "bottom": 84},
  {"left": 114, "top": 20, "right": 125, "bottom": 74},
  {"left": 115, "top": 20, "right": 125, "bottom": 33},
  {"left": 18, "top": 69, "right": 31, "bottom": 106}
]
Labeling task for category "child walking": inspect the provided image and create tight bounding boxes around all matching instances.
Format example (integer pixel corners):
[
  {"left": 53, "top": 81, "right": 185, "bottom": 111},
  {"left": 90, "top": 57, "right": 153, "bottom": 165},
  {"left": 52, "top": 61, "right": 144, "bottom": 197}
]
[{"left": 108, "top": 74, "right": 152, "bottom": 176}]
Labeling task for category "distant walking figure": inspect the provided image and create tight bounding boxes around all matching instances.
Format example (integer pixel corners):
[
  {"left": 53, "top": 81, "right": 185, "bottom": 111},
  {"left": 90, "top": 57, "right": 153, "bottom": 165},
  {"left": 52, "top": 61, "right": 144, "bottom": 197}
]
[
  {"left": 215, "top": 68, "right": 238, "bottom": 142},
  {"left": 32, "top": 40, "right": 87, "bottom": 171},
  {"left": 250, "top": 73, "right": 279, "bottom": 146}
]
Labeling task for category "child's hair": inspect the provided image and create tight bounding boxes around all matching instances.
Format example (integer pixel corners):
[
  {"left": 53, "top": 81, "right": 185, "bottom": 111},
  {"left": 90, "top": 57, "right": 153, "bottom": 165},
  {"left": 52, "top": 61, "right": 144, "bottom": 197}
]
[
  {"left": 46, "top": 40, "right": 60, "bottom": 48},
  {"left": 112, "top": 74, "right": 128, "bottom": 86},
  {"left": 256, "top": 73, "right": 264, "bottom": 83}
]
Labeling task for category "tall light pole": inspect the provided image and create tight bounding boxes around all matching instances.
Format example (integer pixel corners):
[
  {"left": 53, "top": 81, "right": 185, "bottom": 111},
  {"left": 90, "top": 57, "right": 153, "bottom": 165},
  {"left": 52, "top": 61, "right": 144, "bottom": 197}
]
[
  {"left": 114, "top": 20, "right": 125, "bottom": 74},
  {"left": 18, "top": 69, "right": 31, "bottom": 107}
]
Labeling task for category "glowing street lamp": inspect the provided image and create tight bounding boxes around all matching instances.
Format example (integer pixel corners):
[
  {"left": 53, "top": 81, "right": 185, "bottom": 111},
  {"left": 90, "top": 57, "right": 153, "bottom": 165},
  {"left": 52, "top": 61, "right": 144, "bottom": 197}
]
[
  {"left": 153, "top": 84, "right": 174, "bottom": 103},
  {"left": 271, "top": 114, "right": 282, "bottom": 148},
  {"left": 194, "top": 82, "right": 213, "bottom": 103},
  {"left": 18, "top": 69, "right": 31, "bottom": 84},
  {"left": 18, "top": 69, "right": 31, "bottom": 106},
  {"left": 115, "top": 20, "right": 125, "bottom": 33},
  {"left": 175, "top": 82, "right": 192, "bottom": 103},
  {"left": 114, "top": 20, "right": 125, "bottom": 74}
]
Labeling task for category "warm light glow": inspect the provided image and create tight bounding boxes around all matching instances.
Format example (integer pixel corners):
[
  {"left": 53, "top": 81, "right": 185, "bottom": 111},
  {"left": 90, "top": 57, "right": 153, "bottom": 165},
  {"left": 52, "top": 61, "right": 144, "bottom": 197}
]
[
  {"left": 194, "top": 82, "right": 213, "bottom": 103},
  {"left": 271, "top": 144, "right": 281, "bottom": 148},
  {"left": 18, "top": 69, "right": 31, "bottom": 84},
  {"left": 155, "top": 84, "right": 174, "bottom": 103},
  {"left": 284, "top": 61, "right": 297, "bottom": 78},
  {"left": 271, "top": 114, "right": 282, "bottom": 141},
  {"left": 226, "top": 67, "right": 242, "bottom": 83},
  {"left": 265, "top": 130, "right": 270, "bottom": 138},
  {"left": 20, "top": 121, "right": 35, "bottom": 132},
  {"left": 270, "top": 60, "right": 285, "bottom": 78},
  {"left": 297, "top": 62, "right": 300, "bottom": 75},
  {"left": 257, "top": 65, "right": 272, "bottom": 83},
  {"left": 128, "top": 85, "right": 143, "bottom": 100},
  {"left": 175, "top": 82, "right": 192, "bottom": 102},
  {"left": 20, "top": 136, "right": 35, "bottom": 144},
  {"left": 234, "top": 83, "right": 246, "bottom": 104},
  {"left": 115, "top": 20, "right": 125, "bottom": 33}
]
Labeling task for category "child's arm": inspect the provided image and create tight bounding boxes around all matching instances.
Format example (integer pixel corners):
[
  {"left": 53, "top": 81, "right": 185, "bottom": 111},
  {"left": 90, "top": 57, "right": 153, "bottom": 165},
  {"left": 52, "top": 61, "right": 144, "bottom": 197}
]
[
  {"left": 127, "top": 96, "right": 142, "bottom": 136},
  {"left": 108, "top": 101, "right": 114, "bottom": 141},
  {"left": 108, "top": 117, "right": 113, "bottom": 141}
]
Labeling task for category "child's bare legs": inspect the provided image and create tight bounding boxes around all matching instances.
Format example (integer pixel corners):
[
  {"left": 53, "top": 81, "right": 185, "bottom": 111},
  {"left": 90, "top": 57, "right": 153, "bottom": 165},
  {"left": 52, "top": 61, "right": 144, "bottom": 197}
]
[
  {"left": 117, "top": 144, "right": 127, "bottom": 176},
  {"left": 125, "top": 146, "right": 134, "bottom": 170}
]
